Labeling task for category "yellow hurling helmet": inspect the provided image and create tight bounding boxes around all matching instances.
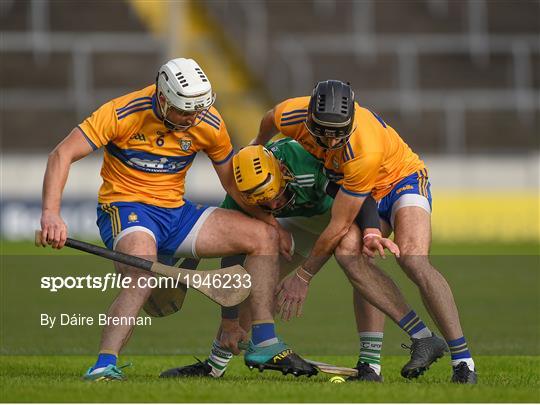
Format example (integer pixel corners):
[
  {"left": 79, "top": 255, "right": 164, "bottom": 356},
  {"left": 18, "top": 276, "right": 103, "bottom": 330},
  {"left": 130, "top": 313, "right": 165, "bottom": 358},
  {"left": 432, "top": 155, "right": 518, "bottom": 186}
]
[{"left": 233, "top": 145, "right": 292, "bottom": 205}]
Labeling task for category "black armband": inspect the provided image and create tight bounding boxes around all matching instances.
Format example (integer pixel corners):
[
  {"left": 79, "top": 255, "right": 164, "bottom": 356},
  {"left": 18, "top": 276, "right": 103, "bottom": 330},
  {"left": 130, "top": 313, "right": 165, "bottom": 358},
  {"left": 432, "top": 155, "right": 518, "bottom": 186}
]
[
  {"left": 325, "top": 181, "right": 380, "bottom": 231},
  {"left": 221, "top": 305, "right": 239, "bottom": 320},
  {"left": 325, "top": 181, "right": 340, "bottom": 198},
  {"left": 355, "top": 195, "right": 380, "bottom": 231}
]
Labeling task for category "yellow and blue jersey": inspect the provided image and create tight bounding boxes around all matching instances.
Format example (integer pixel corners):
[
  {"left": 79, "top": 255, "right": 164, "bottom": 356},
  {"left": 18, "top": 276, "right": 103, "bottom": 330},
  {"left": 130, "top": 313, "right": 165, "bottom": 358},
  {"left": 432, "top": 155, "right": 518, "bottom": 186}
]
[
  {"left": 273, "top": 96, "right": 426, "bottom": 200},
  {"left": 78, "top": 84, "right": 233, "bottom": 208}
]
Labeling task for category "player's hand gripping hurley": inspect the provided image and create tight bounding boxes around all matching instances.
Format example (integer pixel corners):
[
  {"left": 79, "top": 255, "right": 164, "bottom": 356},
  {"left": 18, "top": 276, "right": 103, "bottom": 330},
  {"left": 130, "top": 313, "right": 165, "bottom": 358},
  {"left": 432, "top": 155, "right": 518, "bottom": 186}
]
[{"left": 35, "top": 231, "right": 250, "bottom": 307}]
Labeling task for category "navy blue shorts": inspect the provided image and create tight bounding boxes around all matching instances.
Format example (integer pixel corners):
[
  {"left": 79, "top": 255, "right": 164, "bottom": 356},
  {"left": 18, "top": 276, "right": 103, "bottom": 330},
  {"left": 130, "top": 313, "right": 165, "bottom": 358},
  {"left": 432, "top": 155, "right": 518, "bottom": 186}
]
[
  {"left": 96, "top": 199, "right": 213, "bottom": 258},
  {"left": 377, "top": 169, "right": 432, "bottom": 228}
]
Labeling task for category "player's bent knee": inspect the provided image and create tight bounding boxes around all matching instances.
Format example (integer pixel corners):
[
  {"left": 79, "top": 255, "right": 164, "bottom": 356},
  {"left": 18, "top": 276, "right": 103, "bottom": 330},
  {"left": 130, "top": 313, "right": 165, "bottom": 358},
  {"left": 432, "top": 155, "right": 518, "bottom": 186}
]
[
  {"left": 334, "top": 231, "right": 361, "bottom": 258},
  {"left": 397, "top": 254, "right": 433, "bottom": 286},
  {"left": 248, "top": 222, "right": 279, "bottom": 255}
]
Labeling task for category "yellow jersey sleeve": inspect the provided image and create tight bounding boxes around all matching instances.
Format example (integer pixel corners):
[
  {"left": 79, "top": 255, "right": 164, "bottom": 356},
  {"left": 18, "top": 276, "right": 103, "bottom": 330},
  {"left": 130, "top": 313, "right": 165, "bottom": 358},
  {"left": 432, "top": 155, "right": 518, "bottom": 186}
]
[
  {"left": 341, "top": 152, "right": 384, "bottom": 197},
  {"left": 78, "top": 101, "right": 118, "bottom": 149},
  {"left": 273, "top": 97, "right": 310, "bottom": 139},
  {"left": 204, "top": 110, "right": 234, "bottom": 165}
]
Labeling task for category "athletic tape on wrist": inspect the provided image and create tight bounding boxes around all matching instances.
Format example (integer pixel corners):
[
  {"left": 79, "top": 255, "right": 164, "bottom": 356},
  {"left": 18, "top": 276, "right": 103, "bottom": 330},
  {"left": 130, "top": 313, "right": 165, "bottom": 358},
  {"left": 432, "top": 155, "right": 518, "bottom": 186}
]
[
  {"left": 295, "top": 270, "right": 310, "bottom": 284},
  {"left": 299, "top": 266, "right": 314, "bottom": 279}
]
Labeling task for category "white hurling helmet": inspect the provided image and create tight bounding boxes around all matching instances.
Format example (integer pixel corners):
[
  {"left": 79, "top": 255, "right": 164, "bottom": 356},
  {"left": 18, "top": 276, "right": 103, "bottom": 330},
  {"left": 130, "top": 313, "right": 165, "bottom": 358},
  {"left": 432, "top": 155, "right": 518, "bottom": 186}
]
[{"left": 155, "top": 58, "right": 216, "bottom": 131}]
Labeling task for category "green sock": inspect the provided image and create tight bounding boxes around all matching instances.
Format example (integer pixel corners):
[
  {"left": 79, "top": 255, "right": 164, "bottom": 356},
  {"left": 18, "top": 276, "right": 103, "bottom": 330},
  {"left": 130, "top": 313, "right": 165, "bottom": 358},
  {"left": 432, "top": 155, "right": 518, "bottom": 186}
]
[{"left": 359, "top": 332, "right": 383, "bottom": 375}]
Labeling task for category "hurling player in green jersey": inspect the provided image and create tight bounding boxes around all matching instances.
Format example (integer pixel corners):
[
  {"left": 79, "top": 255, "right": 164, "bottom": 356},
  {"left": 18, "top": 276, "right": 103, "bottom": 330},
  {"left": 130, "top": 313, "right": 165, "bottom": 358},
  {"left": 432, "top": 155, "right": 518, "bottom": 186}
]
[
  {"left": 220, "top": 137, "right": 333, "bottom": 218},
  {"left": 160, "top": 138, "right": 412, "bottom": 381}
]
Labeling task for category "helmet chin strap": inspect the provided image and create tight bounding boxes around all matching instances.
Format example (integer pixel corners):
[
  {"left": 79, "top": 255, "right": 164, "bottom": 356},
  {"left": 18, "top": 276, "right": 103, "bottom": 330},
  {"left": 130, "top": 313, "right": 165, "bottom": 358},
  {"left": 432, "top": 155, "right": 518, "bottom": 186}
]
[
  {"left": 314, "top": 135, "right": 350, "bottom": 150},
  {"left": 156, "top": 91, "right": 200, "bottom": 132},
  {"left": 164, "top": 112, "right": 193, "bottom": 131}
]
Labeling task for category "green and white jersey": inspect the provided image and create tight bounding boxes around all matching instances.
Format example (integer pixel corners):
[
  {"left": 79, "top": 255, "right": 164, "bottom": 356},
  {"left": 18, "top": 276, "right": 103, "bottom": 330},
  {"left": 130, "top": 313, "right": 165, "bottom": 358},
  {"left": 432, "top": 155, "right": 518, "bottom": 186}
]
[{"left": 220, "top": 137, "right": 333, "bottom": 218}]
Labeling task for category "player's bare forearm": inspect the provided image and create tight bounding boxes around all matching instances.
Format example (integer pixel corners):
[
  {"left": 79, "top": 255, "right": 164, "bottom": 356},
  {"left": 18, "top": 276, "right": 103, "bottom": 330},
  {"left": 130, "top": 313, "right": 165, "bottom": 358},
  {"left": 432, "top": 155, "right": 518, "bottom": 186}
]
[
  {"left": 42, "top": 151, "right": 71, "bottom": 213},
  {"left": 252, "top": 108, "right": 279, "bottom": 145},
  {"left": 41, "top": 128, "right": 94, "bottom": 248},
  {"left": 42, "top": 128, "right": 94, "bottom": 213},
  {"left": 302, "top": 222, "right": 349, "bottom": 275},
  {"left": 276, "top": 192, "right": 365, "bottom": 320},
  {"left": 302, "top": 191, "right": 366, "bottom": 275}
]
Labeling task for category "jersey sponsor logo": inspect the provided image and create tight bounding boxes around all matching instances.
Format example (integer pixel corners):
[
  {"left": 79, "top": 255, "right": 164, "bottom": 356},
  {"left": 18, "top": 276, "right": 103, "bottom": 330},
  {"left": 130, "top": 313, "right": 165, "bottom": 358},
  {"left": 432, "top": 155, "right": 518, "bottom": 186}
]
[
  {"left": 105, "top": 142, "right": 196, "bottom": 174},
  {"left": 396, "top": 185, "right": 414, "bottom": 194},
  {"left": 332, "top": 156, "right": 340, "bottom": 170},
  {"left": 129, "top": 133, "right": 147, "bottom": 142},
  {"left": 179, "top": 139, "right": 192, "bottom": 151}
]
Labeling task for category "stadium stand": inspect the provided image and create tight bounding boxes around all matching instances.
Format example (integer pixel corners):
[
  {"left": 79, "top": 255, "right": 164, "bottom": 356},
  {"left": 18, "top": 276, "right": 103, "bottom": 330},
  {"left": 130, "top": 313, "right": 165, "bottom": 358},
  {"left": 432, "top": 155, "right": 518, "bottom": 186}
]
[
  {"left": 0, "top": 0, "right": 538, "bottom": 242},
  {"left": 202, "top": 0, "right": 539, "bottom": 153},
  {"left": 1, "top": 0, "right": 537, "bottom": 152},
  {"left": 0, "top": 0, "right": 268, "bottom": 150},
  {"left": 0, "top": 0, "right": 165, "bottom": 150}
]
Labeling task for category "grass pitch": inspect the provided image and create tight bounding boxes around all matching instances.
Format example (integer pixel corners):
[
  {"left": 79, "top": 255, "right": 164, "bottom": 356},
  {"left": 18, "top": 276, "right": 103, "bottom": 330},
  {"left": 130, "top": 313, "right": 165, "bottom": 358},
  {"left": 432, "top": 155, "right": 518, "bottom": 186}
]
[
  {"left": 1, "top": 355, "right": 539, "bottom": 402},
  {"left": 1, "top": 240, "right": 539, "bottom": 402}
]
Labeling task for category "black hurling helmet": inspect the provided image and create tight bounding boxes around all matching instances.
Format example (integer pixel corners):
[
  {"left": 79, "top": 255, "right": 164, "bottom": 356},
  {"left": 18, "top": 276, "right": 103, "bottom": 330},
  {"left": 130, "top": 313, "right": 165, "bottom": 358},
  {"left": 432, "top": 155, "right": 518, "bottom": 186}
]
[{"left": 305, "top": 80, "right": 355, "bottom": 150}]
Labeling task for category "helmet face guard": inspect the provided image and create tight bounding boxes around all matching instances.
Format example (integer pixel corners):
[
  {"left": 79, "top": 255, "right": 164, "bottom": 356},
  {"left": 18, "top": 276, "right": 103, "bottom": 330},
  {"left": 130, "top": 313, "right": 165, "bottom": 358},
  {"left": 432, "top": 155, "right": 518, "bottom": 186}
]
[
  {"left": 155, "top": 58, "right": 216, "bottom": 131},
  {"left": 304, "top": 121, "right": 354, "bottom": 150},
  {"left": 155, "top": 89, "right": 215, "bottom": 131},
  {"left": 233, "top": 145, "right": 295, "bottom": 209},
  {"left": 306, "top": 80, "right": 355, "bottom": 150},
  {"left": 260, "top": 183, "right": 296, "bottom": 215}
]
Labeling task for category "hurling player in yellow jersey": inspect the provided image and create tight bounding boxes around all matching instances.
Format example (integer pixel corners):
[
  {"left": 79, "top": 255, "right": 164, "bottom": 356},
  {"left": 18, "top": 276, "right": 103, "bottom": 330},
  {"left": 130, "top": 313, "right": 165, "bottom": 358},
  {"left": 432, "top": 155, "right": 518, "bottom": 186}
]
[
  {"left": 39, "top": 58, "right": 316, "bottom": 381},
  {"left": 252, "top": 80, "right": 476, "bottom": 384}
]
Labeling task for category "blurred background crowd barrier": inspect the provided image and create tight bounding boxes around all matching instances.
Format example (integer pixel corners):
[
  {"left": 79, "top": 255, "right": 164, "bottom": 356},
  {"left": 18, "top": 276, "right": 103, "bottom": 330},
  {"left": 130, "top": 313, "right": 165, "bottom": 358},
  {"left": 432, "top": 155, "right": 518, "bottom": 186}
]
[{"left": 1, "top": 0, "right": 538, "bottom": 243}]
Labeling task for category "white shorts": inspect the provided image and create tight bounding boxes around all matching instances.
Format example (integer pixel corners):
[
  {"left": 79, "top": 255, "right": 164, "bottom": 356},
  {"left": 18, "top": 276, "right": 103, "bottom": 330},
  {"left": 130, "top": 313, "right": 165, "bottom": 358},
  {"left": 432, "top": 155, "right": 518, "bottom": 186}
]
[{"left": 277, "top": 211, "right": 332, "bottom": 258}]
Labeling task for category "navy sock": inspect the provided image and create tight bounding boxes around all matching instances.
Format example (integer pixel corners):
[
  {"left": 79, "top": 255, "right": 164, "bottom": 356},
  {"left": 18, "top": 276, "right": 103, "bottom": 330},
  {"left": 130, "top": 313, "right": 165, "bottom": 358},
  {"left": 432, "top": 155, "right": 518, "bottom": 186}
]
[
  {"left": 92, "top": 353, "right": 117, "bottom": 371},
  {"left": 251, "top": 322, "right": 278, "bottom": 346},
  {"left": 447, "top": 336, "right": 473, "bottom": 367},
  {"left": 398, "top": 310, "right": 432, "bottom": 339}
]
